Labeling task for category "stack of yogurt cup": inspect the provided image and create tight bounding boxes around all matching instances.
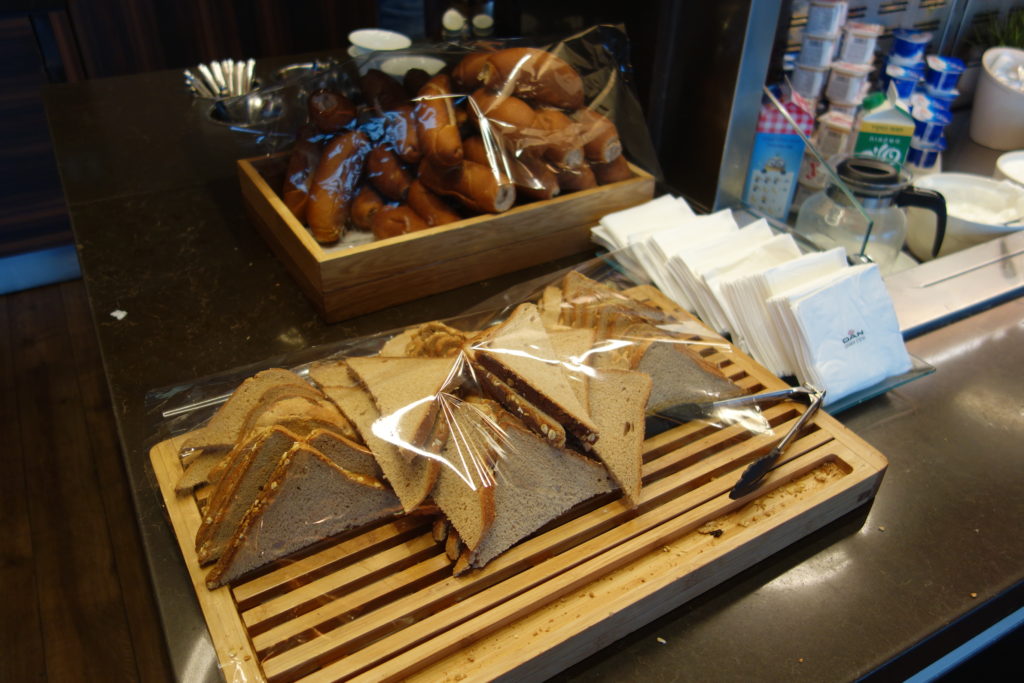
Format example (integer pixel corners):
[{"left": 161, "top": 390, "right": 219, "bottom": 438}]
[
  {"left": 911, "top": 55, "right": 965, "bottom": 173},
  {"left": 791, "top": 0, "right": 849, "bottom": 104}
]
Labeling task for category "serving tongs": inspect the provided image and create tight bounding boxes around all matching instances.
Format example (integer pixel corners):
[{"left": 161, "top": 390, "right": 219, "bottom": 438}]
[
  {"left": 728, "top": 387, "right": 825, "bottom": 500},
  {"left": 652, "top": 385, "right": 820, "bottom": 423}
]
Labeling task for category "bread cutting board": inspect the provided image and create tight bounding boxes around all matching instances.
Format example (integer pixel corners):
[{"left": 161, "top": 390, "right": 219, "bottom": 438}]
[{"left": 149, "top": 307, "right": 888, "bottom": 682}]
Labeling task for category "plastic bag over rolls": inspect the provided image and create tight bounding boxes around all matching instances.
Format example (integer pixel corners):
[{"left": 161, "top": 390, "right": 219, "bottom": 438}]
[
  {"left": 265, "top": 24, "right": 661, "bottom": 247},
  {"left": 165, "top": 256, "right": 783, "bottom": 591}
]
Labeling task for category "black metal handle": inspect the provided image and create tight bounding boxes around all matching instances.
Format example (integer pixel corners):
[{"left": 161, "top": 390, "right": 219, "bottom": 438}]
[{"left": 896, "top": 187, "right": 947, "bottom": 258}]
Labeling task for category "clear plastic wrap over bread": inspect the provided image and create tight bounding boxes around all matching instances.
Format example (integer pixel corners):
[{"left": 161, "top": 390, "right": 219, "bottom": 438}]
[
  {"left": 152, "top": 253, "right": 795, "bottom": 592},
  {"left": 272, "top": 25, "right": 661, "bottom": 246}
]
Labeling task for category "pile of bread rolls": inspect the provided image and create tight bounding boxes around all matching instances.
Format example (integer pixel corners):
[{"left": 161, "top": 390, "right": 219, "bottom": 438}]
[{"left": 280, "top": 47, "right": 633, "bottom": 245}]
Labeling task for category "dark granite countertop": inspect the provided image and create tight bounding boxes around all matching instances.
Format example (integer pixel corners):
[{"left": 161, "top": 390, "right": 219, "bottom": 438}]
[{"left": 43, "top": 61, "right": 1023, "bottom": 683}]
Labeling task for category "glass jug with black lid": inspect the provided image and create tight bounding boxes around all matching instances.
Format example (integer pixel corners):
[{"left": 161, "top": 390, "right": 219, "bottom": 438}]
[{"left": 795, "top": 156, "right": 947, "bottom": 274}]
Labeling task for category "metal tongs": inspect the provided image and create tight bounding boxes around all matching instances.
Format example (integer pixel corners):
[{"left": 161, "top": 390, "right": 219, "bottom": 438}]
[
  {"left": 727, "top": 386, "right": 825, "bottom": 499},
  {"left": 652, "top": 385, "right": 820, "bottom": 423}
]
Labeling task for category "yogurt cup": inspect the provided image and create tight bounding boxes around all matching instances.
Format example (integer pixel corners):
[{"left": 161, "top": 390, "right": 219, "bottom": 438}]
[
  {"left": 889, "top": 28, "right": 932, "bottom": 66},
  {"left": 883, "top": 62, "right": 924, "bottom": 99},
  {"left": 827, "top": 99, "right": 860, "bottom": 117},
  {"left": 792, "top": 63, "right": 830, "bottom": 99},
  {"left": 826, "top": 61, "right": 873, "bottom": 103},
  {"left": 924, "top": 55, "right": 966, "bottom": 92},
  {"left": 839, "top": 22, "right": 884, "bottom": 64},
  {"left": 815, "top": 110, "right": 854, "bottom": 156},
  {"left": 907, "top": 136, "right": 946, "bottom": 170},
  {"left": 923, "top": 84, "right": 959, "bottom": 111},
  {"left": 799, "top": 31, "right": 841, "bottom": 68},
  {"left": 806, "top": 0, "right": 848, "bottom": 36},
  {"left": 912, "top": 104, "right": 952, "bottom": 144}
]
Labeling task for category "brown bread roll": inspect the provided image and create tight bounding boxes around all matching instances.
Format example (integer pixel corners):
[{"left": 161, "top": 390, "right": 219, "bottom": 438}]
[
  {"left": 414, "top": 74, "right": 464, "bottom": 168},
  {"left": 452, "top": 52, "right": 492, "bottom": 91},
  {"left": 306, "top": 130, "right": 371, "bottom": 243},
  {"left": 591, "top": 155, "right": 633, "bottom": 184},
  {"left": 555, "top": 162, "right": 597, "bottom": 192},
  {"left": 371, "top": 204, "right": 430, "bottom": 239},
  {"left": 366, "top": 145, "right": 413, "bottom": 202},
  {"left": 463, "top": 135, "right": 556, "bottom": 201},
  {"left": 403, "top": 67, "right": 431, "bottom": 97},
  {"left": 468, "top": 88, "right": 537, "bottom": 145},
  {"left": 407, "top": 179, "right": 462, "bottom": 227},
  {"left": 281, "top": 125, "right": 323, "bottom": 221},
  {"left": 307, "top": 89, "right": 356, "bottom": 133},
  {"left": 351, "top": 184, "right": 384, "bottom": 231},
  {"left": 531, "top": 108, "right": 584, "bottom": 168},
  {"left": 479, "top": 47, "right": 585, "bottom": 110},
  {"left": 359, "top": 69, "right": 408, "bottom": 112},
  {"left": 383, "top": 105, "right": 422, "bottom": 164},
  {"left": 574, "top": 109, "right": 622, "bottom": 164},
  {"left": 418, "top": 158, "right": 515, "bottom": 214}
]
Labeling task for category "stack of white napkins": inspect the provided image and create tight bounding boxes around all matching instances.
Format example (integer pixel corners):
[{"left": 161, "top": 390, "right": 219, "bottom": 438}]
[
  {"left": 767, "top": 264, "right": 912, "bottom": 405},
  {"left": 590, "top": 196, "right": 912, "bottom": 405}
]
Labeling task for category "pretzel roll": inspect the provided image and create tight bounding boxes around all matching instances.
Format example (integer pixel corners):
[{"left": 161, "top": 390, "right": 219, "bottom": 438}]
[
  {"left": 403, "top": 67, "right": 431, "bottom": 97},
  {"left": 414, "top": 74, "right": 464, "bottom": 168},
  {"left": 574, "top": 109, "right": 622, "bottom": 164},
  {"left": 512, "top": 153, "right": 559, "bottom": 201},
  {"left": 555, "top": 162, "right": 597, "bottom": 192},
  {"left": 359, "top": 68, "right": 408, "bottom": 112},
  {"left": 418, "top": 158, "right": 515, "bottom": 214},
  {"left": 366, "top": 145, "right": 412, "bottom": 202},
  {"left": 468, "top": 88, "right": 537, "bottom": 145},
  {"left": 371, "top": 204, "right": 430, "bottom": 239},
  {"left": 308, "top": 89, "right": 356, "bottom": 133},
  {"left": 306, "top": 130, "right": 371, "bottom": 243},
  {"left": 407, "top": 179, "right": 462, "bottom": 227},
  {"left": 591, "top": 154, "right": 633, "bottom": 185},
  {"left": 281, "top": 125, "right": 323, "bottom": 221},
  {"left": 479, "top": 47, "right": 585, "bottom": 110},
  {"left": 531, "top": 107, "right": 584, "bottom": 168},
  {"left": 461, "top": 135, "right": 499, "bottom": 169},
  {"left": 351, "top": 184, "right": 384, "bottom": 231},
  {"left": 452, "top": 52, "right": 492, "bottom": 91},
  {"left": 383, "top": 105, "right": 422, "bottom": 164}
]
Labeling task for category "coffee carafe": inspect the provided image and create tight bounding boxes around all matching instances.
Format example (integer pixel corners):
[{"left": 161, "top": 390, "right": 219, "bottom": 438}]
[{"left": 795, "top": 157, "right": 947, "bottom": 274}]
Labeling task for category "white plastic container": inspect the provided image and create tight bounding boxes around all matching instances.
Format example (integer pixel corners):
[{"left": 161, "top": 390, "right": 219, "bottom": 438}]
[
  {"left": 995, "top": 150, "right": 1024, "bottom": 186},
  {"left": 806, "top": 0, "right": 848, "bottom": 36},
  {"left": 799, "top": 32, "right": 841, "bottom": 68},
  {"left": 792, "top": 63, "right": 830, "bottom": 99},
  {"left": 969, "top": 47, "right": 1024, "bottom": 150},
  {"left": 839, "top": 22, "right": 883, "bottom": 65},
  {"left": 826, "top": 62, "right": 873, "bottom": 103},
  {"left": 815, "top": 110, "right": 854, "bottom": 156}
]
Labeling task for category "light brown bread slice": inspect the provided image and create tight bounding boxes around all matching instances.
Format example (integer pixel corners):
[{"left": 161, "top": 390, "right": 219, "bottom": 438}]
[
  {"left": 466, "top": 409, "right": 614, "bottom": 571},
  {"left": 470, "top": 303, "right": 599, "bottom": 445},
  {"left": 430, "top": 399, "right": 499, "bottom": 552},
  {"left": 205, "top": 445, "right": 402, "bottom": 588},
  {"left": 346, "top": 355, "right": 462, "bottom": 460},
  {"left": 624, "top": 322, "right": 743, "bottom": 409},
  {"left": 317, "top": 361, "right": 440, "bottom": 513},
  {"left": 586, "top": 368, "right": 652, "bottom": 506},
  {"left": 547, "top": 327, "right": 596, "bottom": 409},
  {"left": 179, "top": 368, "right": 320, "bottom": 455},
  {"left": 304, "top": 428, "right": 383, "bottom": 479},
  {"left": 194, "top": 426, "right": 301, "bottom": 565}
]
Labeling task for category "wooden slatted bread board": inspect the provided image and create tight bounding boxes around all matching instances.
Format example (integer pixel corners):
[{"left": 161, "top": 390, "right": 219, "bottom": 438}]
[{"left": 149, "top": 294, "right": 888, "bottom": 683}]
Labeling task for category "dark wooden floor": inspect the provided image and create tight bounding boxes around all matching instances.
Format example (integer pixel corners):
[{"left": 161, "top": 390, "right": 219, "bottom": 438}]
[{"left": 0, "top": 278, "right": 172, "bottom": 683}]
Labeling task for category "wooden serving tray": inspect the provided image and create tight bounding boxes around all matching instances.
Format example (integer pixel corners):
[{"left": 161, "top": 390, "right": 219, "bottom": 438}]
[
  {"left": 150, "top": 329, "right": 887, "bottom": 682},
  {"left": 238, "top": 153, "right": 655, "bottom": 323}
]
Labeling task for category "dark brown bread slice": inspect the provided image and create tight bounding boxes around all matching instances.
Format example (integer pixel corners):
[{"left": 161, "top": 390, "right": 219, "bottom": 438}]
[
  {"left": 586, "top": 368, "right": 652, "bottom": 506},
  {"left": 475, "top": 365, "right": 566, "bottom": 446},
  {"left": 316, "top": 360, "right": 440, "bottom": 513},
  {"left": 205, "top": 445, "right": 402, "bottom": 588},
  {"left": 194, "top": 426, "right": 301, "bottom": 565},
  {"left": 466, "top": 409, "right": 614, "bottom": 570},
  {"left": 470, "top": 303, "right": 599, "bottom": 445}
]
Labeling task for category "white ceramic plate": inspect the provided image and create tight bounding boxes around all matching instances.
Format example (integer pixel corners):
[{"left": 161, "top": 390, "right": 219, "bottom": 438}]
[
  {"left": 380, "top": 55, "right": 447, "bottom": 79},
  {"left": 348, "top": 28, "right": 412, "bottom": 53}
]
